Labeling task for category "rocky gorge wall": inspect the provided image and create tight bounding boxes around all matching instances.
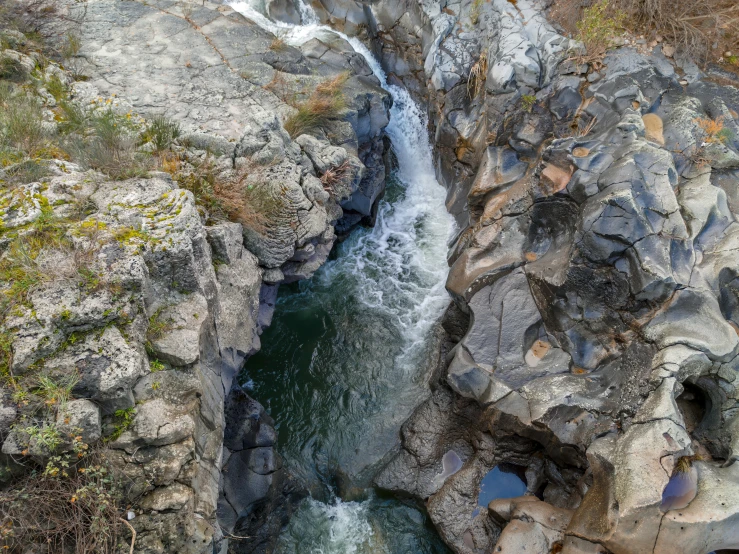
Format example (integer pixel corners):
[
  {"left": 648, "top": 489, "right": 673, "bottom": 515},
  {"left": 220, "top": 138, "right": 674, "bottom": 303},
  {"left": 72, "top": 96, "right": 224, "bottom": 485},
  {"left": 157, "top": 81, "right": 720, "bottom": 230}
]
[
  {"left": 3, "top": 0, "right": 739, "bottom": 553},
  {"left": 328, "top": 0, "right": 739, "bottom": 552},
  {"left": 0, "top": 1, "right": 392, "bottom": 552}
]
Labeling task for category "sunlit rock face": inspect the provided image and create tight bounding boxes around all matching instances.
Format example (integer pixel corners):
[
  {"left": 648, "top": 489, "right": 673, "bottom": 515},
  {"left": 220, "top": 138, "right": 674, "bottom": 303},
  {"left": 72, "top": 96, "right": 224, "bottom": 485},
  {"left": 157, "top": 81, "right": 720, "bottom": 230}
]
[
  {"left": 367, "top": 0, "right": 739, "bottom": 552},
  {"left": 0, "top": 0, "right": 394, "bottom": 552}
]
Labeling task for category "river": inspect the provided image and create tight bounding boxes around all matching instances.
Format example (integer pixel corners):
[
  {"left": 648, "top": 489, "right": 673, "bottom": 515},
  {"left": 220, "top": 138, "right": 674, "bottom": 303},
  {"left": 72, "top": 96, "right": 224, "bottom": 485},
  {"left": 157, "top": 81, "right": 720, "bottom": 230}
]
[{"left": 229, "top": 2, "right": 455, "bottom": 551}]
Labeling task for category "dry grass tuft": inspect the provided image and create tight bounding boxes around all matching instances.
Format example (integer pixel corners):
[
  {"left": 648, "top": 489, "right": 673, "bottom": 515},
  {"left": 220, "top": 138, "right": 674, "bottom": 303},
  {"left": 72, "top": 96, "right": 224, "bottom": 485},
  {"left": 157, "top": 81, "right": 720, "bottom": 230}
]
[
  {"left": 319, "top": 159, "right": 353, "bottom": 192},
  {"left": 315, "top": 71, "right": 350, "bottom": 96},
  {"left": 269, "top": 37, "right": 288, "bottom": 51},
  {"left": 283, "top": 73, "right": 350, "bottom": 138},
  {"left": 467, "top": 52, "right": 488, "bottom": 99},
  {"left": 695, "top": 116, "right": 734, "bottom": 145},
  {"left": 175, "top": 156, "right": 281, "bottom": 233},
  {"left": 575, "top": 116, "right": 598, "bottom": 137},
  {"left": 264, "top": 71, "right": 293, "bottom": 103}
]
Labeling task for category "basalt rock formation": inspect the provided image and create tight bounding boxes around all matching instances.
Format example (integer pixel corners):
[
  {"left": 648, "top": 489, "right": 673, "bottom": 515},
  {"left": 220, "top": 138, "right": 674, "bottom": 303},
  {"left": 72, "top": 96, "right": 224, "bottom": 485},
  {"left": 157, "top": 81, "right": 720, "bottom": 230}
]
[
  {"left": 361, "top": 0, "right": 739, "bottom": 553},
  {"left": 2, "top": 0, "right": 739, "bottom": 552}
]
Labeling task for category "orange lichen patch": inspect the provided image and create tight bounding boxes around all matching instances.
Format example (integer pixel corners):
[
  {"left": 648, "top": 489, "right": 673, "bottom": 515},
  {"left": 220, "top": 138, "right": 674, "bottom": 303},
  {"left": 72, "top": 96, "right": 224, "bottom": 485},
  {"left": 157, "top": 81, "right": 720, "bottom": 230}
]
[
  {"left": 571, "top": 367, "right": 588, "bottom": 375},
  {"left": 642, "top": 113, "right": 665, "bottom": 145},
  {"left": 530, "top": 339, "right": 550, "bottom": 358},
  {"left": 632, "top": 100, "right": 641, "bottom": 109},
  {"left": 158, "top": 151, "right": 180, "bottom": 174},
  {"left": 572, "top": 146, "right": 590, "bottom": 157},
  {"left": 540, "top": 163, "right": 573, "bottom": 194},
  {"left": 524, "top": 251, "right": 538, "bottom": 262},
  {"left": 455, "top": 136, "right": 475, "bottom": 162}
]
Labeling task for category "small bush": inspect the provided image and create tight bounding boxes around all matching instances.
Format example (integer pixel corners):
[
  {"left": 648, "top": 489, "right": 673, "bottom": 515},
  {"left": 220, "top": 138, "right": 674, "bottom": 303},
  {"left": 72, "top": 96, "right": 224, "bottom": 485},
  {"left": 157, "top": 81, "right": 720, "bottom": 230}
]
[
  {"left": 107, "top": 407, "right": 135, "bottom": 442},
  {"left": 283, "top": 73, "right": 349, "bottom": 138},
  {"left": 0, "top": 450, "right": 124, "bottom": 553},
  {"left": 140, "top": 114, "right": 181, "bottom": 152},
  {"left": 572, "top": 0, "right": 625, "bottom": 68},
  {"left": 552, "top": 0, "right": 738, "bottom": 65}
]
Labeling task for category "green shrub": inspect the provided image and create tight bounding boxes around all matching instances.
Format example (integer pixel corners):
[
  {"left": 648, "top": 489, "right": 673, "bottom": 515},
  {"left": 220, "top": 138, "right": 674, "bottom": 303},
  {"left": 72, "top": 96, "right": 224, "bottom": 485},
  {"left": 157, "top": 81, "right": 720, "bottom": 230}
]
[
  {"left": 521, "top": 94, "right": 536, "bottom": 113},
  {"left": 140, "top": 114, "right": 181, "bottom": 152},
  {"left": 107, "top": 407, "right": 135, "bottom": 442},
  {"left": 573, "top": 0, "right": 625, "bottom": 67},
  {"left": 23, "top": 422, "right": 62, "bottom": 452}
]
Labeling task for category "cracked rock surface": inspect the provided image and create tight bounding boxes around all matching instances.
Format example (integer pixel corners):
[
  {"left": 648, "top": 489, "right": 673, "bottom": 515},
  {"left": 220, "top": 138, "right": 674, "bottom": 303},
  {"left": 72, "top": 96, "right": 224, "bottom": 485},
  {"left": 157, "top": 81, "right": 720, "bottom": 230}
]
[
  {"left": 0, "top": 0, "right": 390, "bottom": 552},
  {"left": 359, "top": 0, "right": 739, "bottom": 552}
]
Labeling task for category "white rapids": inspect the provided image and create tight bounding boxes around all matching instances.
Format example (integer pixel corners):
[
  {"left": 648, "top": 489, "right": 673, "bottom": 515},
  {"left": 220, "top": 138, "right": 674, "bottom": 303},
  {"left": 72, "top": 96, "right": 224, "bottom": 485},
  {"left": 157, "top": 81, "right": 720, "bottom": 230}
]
[{"left": 228, "top": 1, "right": 454, "bottom": 551}]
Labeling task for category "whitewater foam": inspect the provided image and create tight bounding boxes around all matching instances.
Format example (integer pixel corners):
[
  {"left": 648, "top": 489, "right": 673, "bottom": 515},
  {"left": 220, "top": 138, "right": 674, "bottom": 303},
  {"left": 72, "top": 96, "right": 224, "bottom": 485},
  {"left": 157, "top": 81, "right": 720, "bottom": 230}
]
[
  {"left": 228, "top": 2, "right": 454, "bottom": 551},
  {"left": 228, "top": 0, "right": 453, "bottom": 362}
]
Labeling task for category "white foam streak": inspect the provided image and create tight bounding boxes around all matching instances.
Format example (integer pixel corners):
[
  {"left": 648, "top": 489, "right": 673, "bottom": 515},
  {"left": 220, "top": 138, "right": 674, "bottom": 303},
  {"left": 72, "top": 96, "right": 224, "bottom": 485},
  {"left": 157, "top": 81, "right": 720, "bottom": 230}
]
[
  {"left": 231, "top": 1, "right": 453, "bottom": 550},
  {"left": 277, "top": 497, "right": 382, "bottom": 554},
  {"left": 228, "top": 0, "right": 453, "bottom": 363}
]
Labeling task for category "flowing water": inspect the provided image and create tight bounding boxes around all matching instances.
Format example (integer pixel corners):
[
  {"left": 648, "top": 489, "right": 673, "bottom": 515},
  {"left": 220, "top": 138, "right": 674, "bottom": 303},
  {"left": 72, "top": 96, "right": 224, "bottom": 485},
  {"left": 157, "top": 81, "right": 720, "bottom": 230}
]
[{"left": 228, "top": 1, "right": 455, "bottom": 551}]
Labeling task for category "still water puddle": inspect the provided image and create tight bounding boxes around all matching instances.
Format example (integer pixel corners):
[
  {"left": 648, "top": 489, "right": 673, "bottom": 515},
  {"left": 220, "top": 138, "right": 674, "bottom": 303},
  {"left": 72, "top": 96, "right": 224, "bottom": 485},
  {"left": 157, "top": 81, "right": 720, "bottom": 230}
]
[{"left": 471, "top": 464, "right": 527, "bottom": 517}]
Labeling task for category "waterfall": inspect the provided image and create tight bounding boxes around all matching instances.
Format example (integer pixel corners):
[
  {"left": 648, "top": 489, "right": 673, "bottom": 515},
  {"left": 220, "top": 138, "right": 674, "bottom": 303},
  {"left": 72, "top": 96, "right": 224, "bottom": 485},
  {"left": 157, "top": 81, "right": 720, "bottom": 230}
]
[{"left": 227, "top": 1, "right": 454, "bottom": 551}]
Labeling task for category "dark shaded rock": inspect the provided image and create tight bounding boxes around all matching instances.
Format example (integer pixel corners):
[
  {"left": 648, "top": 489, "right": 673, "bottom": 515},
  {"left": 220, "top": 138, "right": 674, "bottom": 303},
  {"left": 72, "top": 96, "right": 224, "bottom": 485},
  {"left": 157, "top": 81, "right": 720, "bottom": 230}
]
[{"left": 220, "top": 385, "right": 307, "bottom": 554}]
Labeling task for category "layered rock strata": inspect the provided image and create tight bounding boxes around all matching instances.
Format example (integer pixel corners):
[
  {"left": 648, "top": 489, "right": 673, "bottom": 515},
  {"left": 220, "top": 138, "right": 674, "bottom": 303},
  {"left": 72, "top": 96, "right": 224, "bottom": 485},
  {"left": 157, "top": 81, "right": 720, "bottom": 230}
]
[{"left": 0, "top": 1, "right": 391, "bottom": 552}]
